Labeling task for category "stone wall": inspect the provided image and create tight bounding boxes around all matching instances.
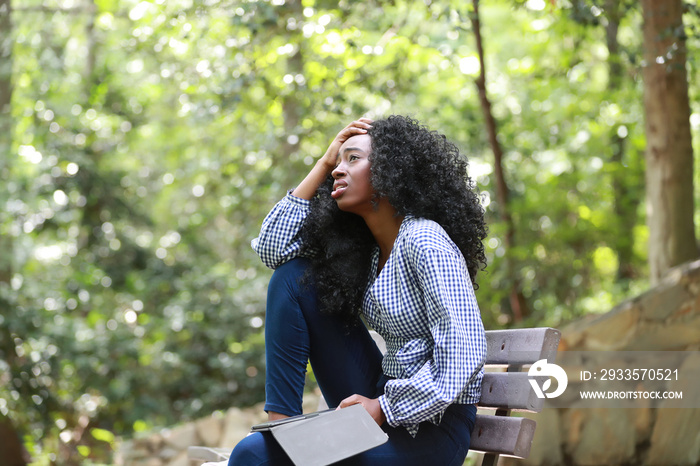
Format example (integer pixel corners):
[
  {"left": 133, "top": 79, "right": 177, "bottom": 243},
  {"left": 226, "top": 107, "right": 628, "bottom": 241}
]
[
  {"left": 116, "top": 394, "right": 322, "bottom": 466},
  {"left": 507, "top": 259, "right": 700, "bottom": 466}
]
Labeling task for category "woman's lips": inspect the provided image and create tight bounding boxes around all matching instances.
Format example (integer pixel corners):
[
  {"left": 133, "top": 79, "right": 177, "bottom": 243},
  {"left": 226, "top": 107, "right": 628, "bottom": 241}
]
[{"left": 331, "top": 181, "right": 348, "bottom": 199}]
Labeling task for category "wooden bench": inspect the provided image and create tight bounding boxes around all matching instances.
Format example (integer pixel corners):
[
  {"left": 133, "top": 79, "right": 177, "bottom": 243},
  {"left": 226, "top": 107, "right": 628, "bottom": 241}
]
[
  {"left": 189, "top": 327, "right": 561, "bottom": 465},
  {"left": 471, "top": 327, "right": 561, "bottom": 465}
]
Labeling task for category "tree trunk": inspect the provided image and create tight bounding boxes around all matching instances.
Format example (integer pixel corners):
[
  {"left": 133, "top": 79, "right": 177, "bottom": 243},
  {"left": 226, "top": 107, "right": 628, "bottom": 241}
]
[
  {"left": 470, "top": 0, "right": 528, "bottom": 321},
  {"left": 0, "top": 0, "right": 13, "bottom": 285},
  {"left": 0, "top": 416, "right": 28, "bottom": 466},
  {"left": 280, "top": 0, "right": 303, "bottom": 190},
  {"left": 0, "top": 8, "right": 28, "bottom": 464},
  {"left": 79, "top": 0, "right": 105, "bottom": 250},
  {"left": 604, "top": 0, "right": 641, "bottom": 280},
  {"left": 0, "top": 4, "right": 28, "bottom": 465},
  {"left": 640, "top": 0, "right": 699, "bottom": 283}
]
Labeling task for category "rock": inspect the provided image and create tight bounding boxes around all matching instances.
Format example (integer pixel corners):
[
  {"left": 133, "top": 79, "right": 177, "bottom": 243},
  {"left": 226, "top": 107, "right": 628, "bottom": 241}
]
[
  {"left": 583, "top": 304, "right": 639, "bottom": 351},
  {"left": 521, "top": 409, "right": 563, "bottom": 466},
  {"left": 159, "top": 447, "right": 179, "bottom": 460},
  {"left": 165, "top": 451, "right": 190, "bottom": 466},
  {"left": 128, "top": 459, "right": 164, "bottom": 466},
  {"left": 146, "top": 433, "right": 164, "bottom": 454},
  {"left": 646, "top": 408, "right": 700, "bottom": 465},
  {"left": 218, "top": 407, "right": 252, "bottom": 449},
  {"left": 631, "top": 400, "right": 653, "bottom": 441},
  {"left": 564, "top": 408, "right": 636, "bottom": 465},
  {"left": 162, "top": 423, "right": 199, "bottom": 450},
  {"left": 640, "top": 281, "right": 692, "bottom": 321},
  {"left": 302, "top": 391, "right": 322, "bottom": 413},
  {"left": 195, "top": 413, "right": 223, "bottom": 448},
  {"left": 625, "top": 313, "right": 700, "bottom": 350},
  {"left": 130, "top": 436, "right": 158, "bottom": 455},
  {"left": 563, "top": 408, "right": 584, "bottom": 448},
  {"left": 124, "top": 445, "right": 152, "bottom": 460},
  {"left": 646, "top": 352, "right": 700, "bottom": 465}
]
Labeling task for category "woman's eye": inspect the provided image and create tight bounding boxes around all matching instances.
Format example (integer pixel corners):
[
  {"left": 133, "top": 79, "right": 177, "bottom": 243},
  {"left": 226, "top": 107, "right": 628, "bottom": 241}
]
[{"left": 349, "top": 154, "right": 359, "bottom": 161}]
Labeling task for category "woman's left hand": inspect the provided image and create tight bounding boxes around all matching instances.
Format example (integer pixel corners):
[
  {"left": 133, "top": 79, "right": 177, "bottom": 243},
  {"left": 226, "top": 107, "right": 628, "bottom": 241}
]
[{"left": 338, "top": 394, "right": 386, "bottom": 426}]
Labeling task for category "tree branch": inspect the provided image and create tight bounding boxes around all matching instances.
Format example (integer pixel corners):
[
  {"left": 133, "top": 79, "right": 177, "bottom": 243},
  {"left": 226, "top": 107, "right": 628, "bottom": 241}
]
[{"left": 470, "top": 0, "right": 528, "bottom": 321}]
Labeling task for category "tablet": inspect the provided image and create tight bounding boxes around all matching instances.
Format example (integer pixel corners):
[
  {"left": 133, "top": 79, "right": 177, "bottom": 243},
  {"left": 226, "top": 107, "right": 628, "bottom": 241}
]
[{"left": 252, "top": 404, "right": 388, "bottom": 466}]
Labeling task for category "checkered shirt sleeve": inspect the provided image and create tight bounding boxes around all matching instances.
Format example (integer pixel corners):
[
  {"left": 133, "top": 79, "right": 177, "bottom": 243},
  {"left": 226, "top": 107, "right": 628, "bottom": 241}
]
[
  {"left": 377, "top": 221, "right": 486, "bottom": 436},
  {"left": 251, "top": 193, "right": 312, "bottom": 269}
]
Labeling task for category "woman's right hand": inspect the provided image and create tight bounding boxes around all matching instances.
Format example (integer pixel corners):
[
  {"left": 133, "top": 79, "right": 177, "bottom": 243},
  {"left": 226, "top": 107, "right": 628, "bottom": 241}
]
[
  {"left": 291, "top": 117, "right": 372, "bottom": 200},
  {"left": 318, "top": 118, "right": 373, "bottom": 172}
]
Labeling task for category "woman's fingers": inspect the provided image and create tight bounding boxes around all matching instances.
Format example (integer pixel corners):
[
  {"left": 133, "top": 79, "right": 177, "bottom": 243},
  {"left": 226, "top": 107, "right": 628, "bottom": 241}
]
[
  {"left": 341, "top": 120, "right": 370, "bottom": 135},
  {"left": 338, "top": 119, "right": 372, "bottom": 140},
  {"left": 337, "top": 394, "right": 386, "bottom": 426},
  {"left": 337, "top": 394, "right": 363, "bottom": 409},
  {"left": 333, "top": 123, "right": 368, "bottom": 147},
  {"left": 319, "top": 118, "right": 373, "bottom": 170},
  {"left": 344, "top": 118, "right": 372, "bottom": 132}
]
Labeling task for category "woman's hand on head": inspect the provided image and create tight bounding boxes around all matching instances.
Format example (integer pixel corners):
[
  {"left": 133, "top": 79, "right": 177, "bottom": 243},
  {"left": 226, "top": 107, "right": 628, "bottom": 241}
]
[
  {"left": 337, "top": 394, "right": 386, "bottom": 426},
  {"left": 290, "top": 118, "right": 372, "bottom": 200},
  {"left": 320, "top": 118, "right": 373, "bottom": 171}
]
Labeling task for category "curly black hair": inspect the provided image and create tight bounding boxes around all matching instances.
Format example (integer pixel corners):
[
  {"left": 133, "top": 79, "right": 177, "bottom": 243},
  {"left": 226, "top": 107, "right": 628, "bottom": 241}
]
[{"left": 300, "top": 115, "right": 488, "bottom": 325}]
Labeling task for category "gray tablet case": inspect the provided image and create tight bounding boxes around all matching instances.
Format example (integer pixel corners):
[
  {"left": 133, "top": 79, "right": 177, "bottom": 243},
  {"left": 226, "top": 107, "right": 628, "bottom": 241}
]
[
  {"left": 250, "top": 408, "right": 335, "bottom": 432},
  {"left": 251, "top": 404, "right": 389, "bottom": 466}
]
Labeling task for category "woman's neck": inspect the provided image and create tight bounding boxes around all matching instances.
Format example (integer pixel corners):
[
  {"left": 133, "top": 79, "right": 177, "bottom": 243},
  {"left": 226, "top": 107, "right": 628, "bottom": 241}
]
[{"left": 361, "top": 198, "right": 404, "bottom": 268}]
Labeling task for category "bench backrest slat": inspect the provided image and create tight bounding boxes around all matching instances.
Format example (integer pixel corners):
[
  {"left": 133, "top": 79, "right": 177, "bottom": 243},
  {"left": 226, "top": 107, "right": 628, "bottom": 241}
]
[
  {"left": 478, "top": 372, "right": 545, "bottom": 412},
  {"left": 485, "top": 328, "right": 561, "bottom": 366},
  {"left": 469, "top": 415, "right": 537, "bottom": 458}
]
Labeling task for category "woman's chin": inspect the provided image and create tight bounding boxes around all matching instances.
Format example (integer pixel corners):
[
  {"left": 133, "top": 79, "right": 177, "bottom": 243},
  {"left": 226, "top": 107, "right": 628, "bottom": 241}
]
[{"left": 334, "top": 199, "right": 356, "bottom": 214}]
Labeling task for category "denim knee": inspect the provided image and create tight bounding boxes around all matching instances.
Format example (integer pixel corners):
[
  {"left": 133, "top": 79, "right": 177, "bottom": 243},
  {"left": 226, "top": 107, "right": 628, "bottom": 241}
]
[{"left": 228, "top": 432, "right": 293, "bottom": 466}]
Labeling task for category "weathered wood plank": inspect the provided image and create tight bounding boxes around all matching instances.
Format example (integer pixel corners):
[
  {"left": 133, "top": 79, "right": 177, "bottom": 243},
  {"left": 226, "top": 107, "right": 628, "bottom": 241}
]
[
  {"left": 470, "top": 415, "right": 537, "bottom": 458},
  {"left": 478, "top": 372, "right": 545, "bottom": 412},
  {"left": 485, "top": 328, "right": 561, "bottom": 366}
]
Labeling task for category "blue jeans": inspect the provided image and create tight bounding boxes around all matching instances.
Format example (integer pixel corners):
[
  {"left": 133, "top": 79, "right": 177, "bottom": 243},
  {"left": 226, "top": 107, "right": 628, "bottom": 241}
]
[{"left": 229, "top": 258, "right": 476, "bottom": 465}]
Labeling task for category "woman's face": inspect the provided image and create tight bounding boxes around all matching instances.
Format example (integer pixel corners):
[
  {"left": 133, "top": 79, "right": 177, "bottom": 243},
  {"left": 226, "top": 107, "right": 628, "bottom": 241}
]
[{"left": 331, "top": 134, "right": 373, "bottom": 214}]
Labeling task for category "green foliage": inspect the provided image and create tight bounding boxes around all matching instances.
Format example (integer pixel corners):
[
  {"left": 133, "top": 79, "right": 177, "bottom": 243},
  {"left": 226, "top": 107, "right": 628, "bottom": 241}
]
[{"left": 0, "top": 0, "right": 697, "bottom": 463}]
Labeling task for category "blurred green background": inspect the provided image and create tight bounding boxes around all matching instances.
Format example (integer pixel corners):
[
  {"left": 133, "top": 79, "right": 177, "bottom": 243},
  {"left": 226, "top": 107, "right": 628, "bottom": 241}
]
[{"left": 0, "top": 0, "right": 698, "bottom": 463}]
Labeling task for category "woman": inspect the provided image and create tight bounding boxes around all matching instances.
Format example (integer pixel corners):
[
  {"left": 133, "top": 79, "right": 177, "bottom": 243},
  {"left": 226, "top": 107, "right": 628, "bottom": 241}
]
[{"left": 230, "top": 115, "right": 488, "bottom": 465}]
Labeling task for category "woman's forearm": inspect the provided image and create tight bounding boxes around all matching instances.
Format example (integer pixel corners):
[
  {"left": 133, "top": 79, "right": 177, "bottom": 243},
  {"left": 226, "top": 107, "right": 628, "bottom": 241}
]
[{"left": 291, "top": 158, "right": 334, "bottom": 200}]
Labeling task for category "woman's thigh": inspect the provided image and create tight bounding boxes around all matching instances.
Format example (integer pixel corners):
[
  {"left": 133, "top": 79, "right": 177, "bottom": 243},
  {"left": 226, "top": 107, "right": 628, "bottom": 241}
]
[
  {"left": 338, "top": 404, "right": 476, "bottom": 466},
  {"left": 265, "top": 258, "right": 384, "bottom": 409}
]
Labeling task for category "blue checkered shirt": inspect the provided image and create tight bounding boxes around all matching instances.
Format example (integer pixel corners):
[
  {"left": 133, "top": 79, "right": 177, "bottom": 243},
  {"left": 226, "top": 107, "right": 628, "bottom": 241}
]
[{"left": 252, "top": 193, "right": 486, "bottom": 436}]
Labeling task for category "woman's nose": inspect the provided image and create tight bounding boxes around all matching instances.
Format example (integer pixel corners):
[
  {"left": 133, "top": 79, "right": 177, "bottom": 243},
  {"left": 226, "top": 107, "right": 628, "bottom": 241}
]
[{"left": 332, "top": 163, "right": 346, "bottom": 179}]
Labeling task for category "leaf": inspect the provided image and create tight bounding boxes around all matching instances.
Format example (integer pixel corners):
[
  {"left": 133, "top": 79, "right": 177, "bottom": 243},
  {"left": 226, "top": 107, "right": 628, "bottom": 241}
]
[{"left": 91, "top": 427, "right": 116, "bottom": 444}]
